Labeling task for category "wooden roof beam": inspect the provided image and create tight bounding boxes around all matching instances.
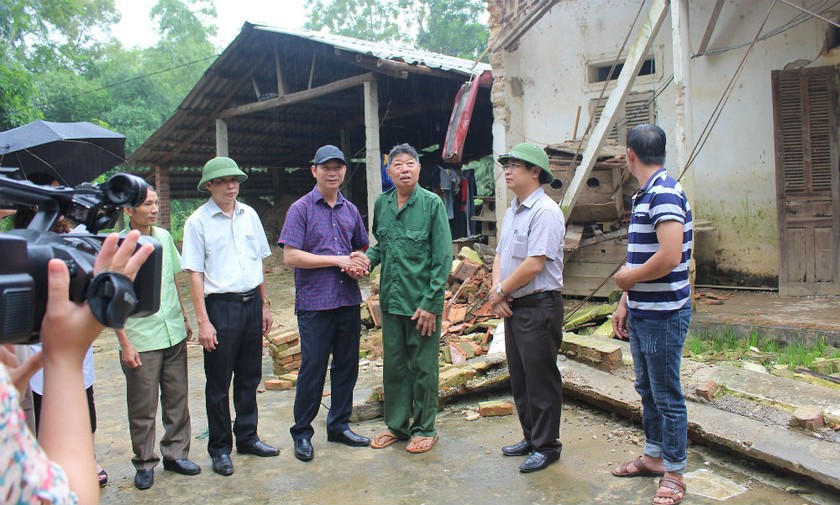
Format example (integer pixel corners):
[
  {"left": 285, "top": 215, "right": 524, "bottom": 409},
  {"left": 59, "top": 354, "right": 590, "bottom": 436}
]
[
  {"left": 275, "top": 45, "right": 287, "bottom": 96},
  {"left": 695, "top": 0, "right": 724, "bottom": 57},
  {"left": 330, "top": 50, "right": 409, "bottom": 79},
  {"left": 218, "top": 72, "right": 375, "bottom": 119}
]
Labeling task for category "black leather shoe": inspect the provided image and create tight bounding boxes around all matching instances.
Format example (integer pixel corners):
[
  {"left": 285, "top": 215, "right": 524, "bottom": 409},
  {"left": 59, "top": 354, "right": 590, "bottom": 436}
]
[
  {"left": 211, "top": 454, "right": 234, "bottom": 476},
  {"left": 502, "top": 439, "right": 533, "bottom": 457},
  {"left": 327, "top": 429, "right": 371, "bottom": 447},
  {"left": 237, "top": 440, "right": 280, "bottom": 457},
  {"left": 294, "top": 438, "right": 314, "bottom": 461},
  {"left": 519, "top": 451, "right": 560, "bottom": 473},
  {"left": 162, "top": 458, "right": 201, "bottom": 475},
  {"left": 134, "top": 469, "right": 154, "bottom": 490}
]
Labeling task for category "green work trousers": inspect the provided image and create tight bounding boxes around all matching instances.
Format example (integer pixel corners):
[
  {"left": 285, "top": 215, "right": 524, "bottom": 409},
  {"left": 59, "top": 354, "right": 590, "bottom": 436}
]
[{"left": 381, "top": 311, "right": 440, "bottom": 438}]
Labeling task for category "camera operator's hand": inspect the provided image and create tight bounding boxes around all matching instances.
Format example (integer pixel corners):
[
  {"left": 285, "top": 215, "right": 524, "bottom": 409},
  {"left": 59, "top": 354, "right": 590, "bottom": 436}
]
[
  {"left": 0, "top": 345, "right": 43, "bottom": 396},
  {"left": 42, "top": 231, "right": 152, "bottom": 363},
  {"left": 38, "top": 230, "right": 152, "bottom": 505}
]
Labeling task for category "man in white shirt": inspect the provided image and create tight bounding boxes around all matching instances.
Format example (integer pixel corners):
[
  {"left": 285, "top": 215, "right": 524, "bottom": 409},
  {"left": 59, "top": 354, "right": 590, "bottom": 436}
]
[{"left": 181, "top": 157, "right": 278, "bottom": 477}]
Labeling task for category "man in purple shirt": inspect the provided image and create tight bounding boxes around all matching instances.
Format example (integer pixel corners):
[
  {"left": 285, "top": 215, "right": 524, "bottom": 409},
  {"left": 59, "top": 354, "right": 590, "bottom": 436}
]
[{"left": 279, "top": 145, "right": 372, "bottom": 462}]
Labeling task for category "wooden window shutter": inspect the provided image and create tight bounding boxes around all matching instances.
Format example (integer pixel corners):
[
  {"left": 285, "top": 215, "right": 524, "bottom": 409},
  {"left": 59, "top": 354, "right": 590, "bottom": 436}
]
[
  {"left": 591, "top": 91, "right": 656, "bottom": 144},
  {"left": 774, "top": 68, "right": 834, "bottom": 194}
]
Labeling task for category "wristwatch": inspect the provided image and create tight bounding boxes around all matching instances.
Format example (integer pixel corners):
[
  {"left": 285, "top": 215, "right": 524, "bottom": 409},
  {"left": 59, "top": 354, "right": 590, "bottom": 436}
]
[
  {"left": 495, "top": 284, "right": 506, "bottom": 296},
  {"left": 263, "top": 298, "right": 272, "bottom": 306}
]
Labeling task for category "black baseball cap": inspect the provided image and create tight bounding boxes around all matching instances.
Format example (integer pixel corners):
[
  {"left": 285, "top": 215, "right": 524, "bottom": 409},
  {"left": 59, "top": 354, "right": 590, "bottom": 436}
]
[{"left": 314, "top": 145, "right": 347, "bottom": 165}]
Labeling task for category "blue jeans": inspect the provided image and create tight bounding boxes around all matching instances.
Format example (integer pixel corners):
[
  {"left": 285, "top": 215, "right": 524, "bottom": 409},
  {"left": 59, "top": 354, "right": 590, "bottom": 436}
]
[{"left": 628, "top": 306, "right": 691, "bottom": 473}]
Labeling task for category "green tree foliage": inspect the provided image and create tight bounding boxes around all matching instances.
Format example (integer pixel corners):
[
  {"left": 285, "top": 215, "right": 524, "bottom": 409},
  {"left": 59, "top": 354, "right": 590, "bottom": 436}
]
[
  {"left": 304, "top": 0, "right": 407, "bottom": 44},
  {"left": 3, "top": 0, "right": 219, "bottom": 153},
  {"left": 409, "top": 0, "right": 487, "bottom": 59},
  {"left": 305, "top": 0, "right": 487, "bottom": 60},
  {"left": 0, "top": 58, "right": 42, "bottom": 129},
  {"left": 0, "top": 0, "right": 119, "bottom": 130}
]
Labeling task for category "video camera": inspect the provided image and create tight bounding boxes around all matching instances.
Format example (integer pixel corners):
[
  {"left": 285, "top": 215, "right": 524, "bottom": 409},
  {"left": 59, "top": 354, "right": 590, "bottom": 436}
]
[{"left": 0, "top": 171, "right": 162, "bottom": 344}]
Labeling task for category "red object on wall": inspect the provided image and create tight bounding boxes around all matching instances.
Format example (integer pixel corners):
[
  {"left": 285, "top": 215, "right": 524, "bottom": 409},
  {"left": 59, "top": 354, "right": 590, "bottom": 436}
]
[{"left": 442, "top": 70, "right": 492, "bottom": 163}]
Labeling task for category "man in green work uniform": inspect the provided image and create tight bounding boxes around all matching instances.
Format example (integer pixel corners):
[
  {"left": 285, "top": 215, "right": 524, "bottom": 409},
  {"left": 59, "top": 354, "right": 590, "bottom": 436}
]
[{"left": 361, "top": 143, "right": 452, "bottom": 454}]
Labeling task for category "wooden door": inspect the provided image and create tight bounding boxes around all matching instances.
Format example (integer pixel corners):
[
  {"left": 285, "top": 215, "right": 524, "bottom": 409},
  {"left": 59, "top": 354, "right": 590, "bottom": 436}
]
[{"left": 771, "top": 66, "right": 840, "bottom": 295}]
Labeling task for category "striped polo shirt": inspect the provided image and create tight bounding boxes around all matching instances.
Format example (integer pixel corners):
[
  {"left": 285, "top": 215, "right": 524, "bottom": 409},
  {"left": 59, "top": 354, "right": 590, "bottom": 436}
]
[{"left": 626, "top": 168, "right": 693, "bottom": 318}]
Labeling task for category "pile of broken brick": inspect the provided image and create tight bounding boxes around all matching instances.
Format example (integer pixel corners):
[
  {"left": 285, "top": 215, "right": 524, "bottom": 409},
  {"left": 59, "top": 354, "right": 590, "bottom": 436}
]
[{"left": 260, "top": 244, "right": 621, "bottom": 420}]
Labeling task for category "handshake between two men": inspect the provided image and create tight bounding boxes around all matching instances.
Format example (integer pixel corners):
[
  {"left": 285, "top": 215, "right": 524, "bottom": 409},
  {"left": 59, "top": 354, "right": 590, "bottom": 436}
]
[{"left": 341, "top": 251, "right": 370, "bottom": 280}]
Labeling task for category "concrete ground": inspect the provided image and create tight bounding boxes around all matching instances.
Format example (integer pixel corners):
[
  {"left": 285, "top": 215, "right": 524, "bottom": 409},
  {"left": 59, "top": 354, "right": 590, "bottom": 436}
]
[
  {"left": 91, "top": 336, "right": 837, "bottom": 504},
  {"left": 83, "top": 270, "right": 840, "bottom": 504},
  {"left": 692, "top": 289, "right": 840, "bottom": 346}
]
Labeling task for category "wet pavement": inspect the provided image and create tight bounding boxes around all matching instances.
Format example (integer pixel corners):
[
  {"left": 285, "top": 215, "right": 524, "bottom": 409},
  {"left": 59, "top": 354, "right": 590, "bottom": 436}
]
[
  {"left": 82, "top": 271, "right": 840, "bottom": 504},
  {"left": 88, "top": 324, "right": 836, "bottom": 502},
  {"left": 692, "top": 289, "right": 840, "bottom": 347}
]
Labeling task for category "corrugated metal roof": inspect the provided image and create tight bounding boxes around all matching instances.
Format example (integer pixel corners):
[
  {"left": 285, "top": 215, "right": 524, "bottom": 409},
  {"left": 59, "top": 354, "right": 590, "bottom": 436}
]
[{"left": 252, "top": 25, "right": 490, "bottom": 77}]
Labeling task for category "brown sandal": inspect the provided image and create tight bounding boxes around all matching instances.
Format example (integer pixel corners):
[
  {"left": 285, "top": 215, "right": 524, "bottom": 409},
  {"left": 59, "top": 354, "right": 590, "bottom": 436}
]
[
  {"left": 370, "top": 430, "right": 403, "bottom": 449},
  {"left": 612, "top": 456, "right": 665, "bottom": 478},
  {"left": 653, "top": 476, "right": 686, "bottom": 505},
  {"left": 406, "top": 435, "right": 438, "bottom": 454}
]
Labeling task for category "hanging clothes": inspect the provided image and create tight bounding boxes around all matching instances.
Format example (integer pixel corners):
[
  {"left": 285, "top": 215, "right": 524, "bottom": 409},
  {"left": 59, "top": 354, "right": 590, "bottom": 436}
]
[
  {"left": 462, "top": 169, "right": 477, "bottom": 236},
  {"left": 439, "top": 167, "right": 460, "bottom": 220}
]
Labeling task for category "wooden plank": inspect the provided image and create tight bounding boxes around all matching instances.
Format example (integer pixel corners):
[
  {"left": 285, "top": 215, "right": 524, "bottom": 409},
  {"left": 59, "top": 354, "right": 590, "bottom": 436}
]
[
  {"left": 563, "top": 224, "right": 584, "bottom": 251},
  {"left": 492, "top": 0, "right": 560, "bottom": 52},
  {"left": 215, "top": 119, "right": 228, "bottom": 157},
  {"left": 364, "top": 80, "right": 382, "bottom": 234},
  {"left": 578, "top": 228, "right": 628, "bottom": 247},
  {"left": 274, "top": 46, "right": 287, "bottom": 96},
  {"left": 696, "top": 0, "right": 724, "bottom": 57},
  {"left": 218, "top": 72, "right": 375, "bottom": 119},
  {"left": 564, "top": 260, "right": 624, "bottom": 278},
  {"left": 559, "top": 0, "right": 669, "bottom": 221},
  {"left": 562, "top": 275, "right": 619, "bottom": 298}
]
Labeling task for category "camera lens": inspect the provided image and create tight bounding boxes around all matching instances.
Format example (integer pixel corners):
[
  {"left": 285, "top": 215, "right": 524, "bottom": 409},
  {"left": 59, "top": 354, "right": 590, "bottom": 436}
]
[{"left": 103, "top": 174, "right": 148, "bottom": 208}]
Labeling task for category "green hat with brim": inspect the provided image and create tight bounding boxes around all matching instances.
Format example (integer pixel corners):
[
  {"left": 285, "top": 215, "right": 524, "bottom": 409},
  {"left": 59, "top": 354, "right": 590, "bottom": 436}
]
[
  {"left": 198, "top": 157, "right": 248, "bottom": 192},
  {"left": 498, "top": 143, "right": 553, "bottom": 183}
]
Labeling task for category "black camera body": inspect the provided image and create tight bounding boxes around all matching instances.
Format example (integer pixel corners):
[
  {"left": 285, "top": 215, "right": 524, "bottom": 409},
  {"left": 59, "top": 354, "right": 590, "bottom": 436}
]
[{"left": 0, "top": 173, "right": 162, "bottom": 344}]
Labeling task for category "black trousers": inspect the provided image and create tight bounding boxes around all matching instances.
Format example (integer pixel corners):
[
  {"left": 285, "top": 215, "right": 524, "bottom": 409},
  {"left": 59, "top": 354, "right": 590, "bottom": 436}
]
[
  {"left": 504, "top": 295, "right": 564, "bottom": 456},
  {"left": 290, "top": 305, "right": 361, "bottom": 441},
  {"left": 204, "top": 294, "right": 263, "bottom": 457},
  {"left": 33, "top": 385, "right": 96, "bottom": 435}
]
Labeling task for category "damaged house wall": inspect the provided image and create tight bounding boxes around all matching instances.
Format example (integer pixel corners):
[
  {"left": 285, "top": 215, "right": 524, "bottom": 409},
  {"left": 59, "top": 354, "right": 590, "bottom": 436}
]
[{"left": 489, "top": 0, "right": 833, "bottom": 281}]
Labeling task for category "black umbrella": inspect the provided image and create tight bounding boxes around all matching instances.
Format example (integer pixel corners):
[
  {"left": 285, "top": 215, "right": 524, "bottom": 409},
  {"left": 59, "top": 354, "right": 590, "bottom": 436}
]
[{"left": 0, "top": 120, "right": 126, "bottom": 186}]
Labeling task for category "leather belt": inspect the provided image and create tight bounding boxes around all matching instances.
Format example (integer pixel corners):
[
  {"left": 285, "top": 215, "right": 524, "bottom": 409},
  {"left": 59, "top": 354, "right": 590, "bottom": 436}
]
[
  {"left": 510, "top": 290, "right": 562, "bottom": 309},
  {"left": 207, "top": 288, "right": 257, "bottom": 303}
]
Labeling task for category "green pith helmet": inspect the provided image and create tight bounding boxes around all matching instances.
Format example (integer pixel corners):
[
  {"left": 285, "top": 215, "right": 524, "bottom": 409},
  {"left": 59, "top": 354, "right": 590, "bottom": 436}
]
[
  {"left": 197, "top": 157, "right": 248, "bottom": 192},
  {"left": 498, "top": 143, "right": 553, "bottom": 183}
]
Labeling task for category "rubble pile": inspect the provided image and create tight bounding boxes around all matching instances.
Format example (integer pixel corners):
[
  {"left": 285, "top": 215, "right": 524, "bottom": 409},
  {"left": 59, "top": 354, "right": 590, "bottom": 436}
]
[
  {"left": 363, "top": 244, "right": 504, "bottom": 366},
  {"left": 440, "top": 245, "right": 503, "bottom": 365}
]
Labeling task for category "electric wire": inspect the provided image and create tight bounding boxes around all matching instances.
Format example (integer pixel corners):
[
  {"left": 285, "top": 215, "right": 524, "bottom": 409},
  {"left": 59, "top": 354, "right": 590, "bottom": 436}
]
[
  {"left": 679, "top": 0, "right": 778, "bottom": 182},
  {"left": 701, "top": 0, "right": 840, "bottom": 56},
  {"left": 9, "top": 53, "right": 220, "bottom": 116}
]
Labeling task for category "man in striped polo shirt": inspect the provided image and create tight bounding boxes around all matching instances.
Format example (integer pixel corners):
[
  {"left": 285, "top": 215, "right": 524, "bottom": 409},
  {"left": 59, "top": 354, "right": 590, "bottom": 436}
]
[{"left": 611, "top": 124, "right": 692, "bottom": 505}]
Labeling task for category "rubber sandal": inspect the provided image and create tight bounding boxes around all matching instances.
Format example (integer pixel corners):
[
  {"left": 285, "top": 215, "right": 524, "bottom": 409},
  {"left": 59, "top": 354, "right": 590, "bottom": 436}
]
[
  {"left": 98, "top": 469, "right": 109, "bottom": 488},
  {"left": 653, "top": 476, "right": 686, "bottom": 505},
  {"left": 406, "top": 435, "right": 438, "bottom": 454},
  {"left": 370, "top": 430, "right": 402, "bottom": 449},
  {"left": 612, "top": 456, "right": 664, "bottom": 478}
]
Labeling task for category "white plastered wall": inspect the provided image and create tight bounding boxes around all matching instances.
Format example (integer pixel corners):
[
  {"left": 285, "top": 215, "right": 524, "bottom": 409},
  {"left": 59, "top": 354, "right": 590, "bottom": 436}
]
[{"left": 492, "top": 0, "right": 829, "bottom": 277}]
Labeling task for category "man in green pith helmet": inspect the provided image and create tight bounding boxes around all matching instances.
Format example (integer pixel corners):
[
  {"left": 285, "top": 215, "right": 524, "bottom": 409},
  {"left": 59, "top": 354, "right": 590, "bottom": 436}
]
[
  {"left": 182, "top": 157, "right": 279, "bottom": 477},
  {"left": 490, "top": 143, "right": 566, "bottom": 473}
]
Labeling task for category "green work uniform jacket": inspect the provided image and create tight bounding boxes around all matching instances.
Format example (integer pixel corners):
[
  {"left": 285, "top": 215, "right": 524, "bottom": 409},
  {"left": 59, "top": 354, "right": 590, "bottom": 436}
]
[{"left": 367, "top": 186, "right": 452, "bottom": 316}]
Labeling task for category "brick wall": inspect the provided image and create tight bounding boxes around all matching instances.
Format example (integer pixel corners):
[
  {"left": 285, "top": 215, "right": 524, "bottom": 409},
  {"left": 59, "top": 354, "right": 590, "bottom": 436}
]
[{"left": 153, "top": 165, "right": 171, "bottom": 230}]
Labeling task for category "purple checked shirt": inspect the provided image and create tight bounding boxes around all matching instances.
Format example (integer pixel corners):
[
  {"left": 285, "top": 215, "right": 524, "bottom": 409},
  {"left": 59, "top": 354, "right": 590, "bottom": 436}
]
[{"left": 279, "top": 186, "right": 369, "bottom": 311}]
